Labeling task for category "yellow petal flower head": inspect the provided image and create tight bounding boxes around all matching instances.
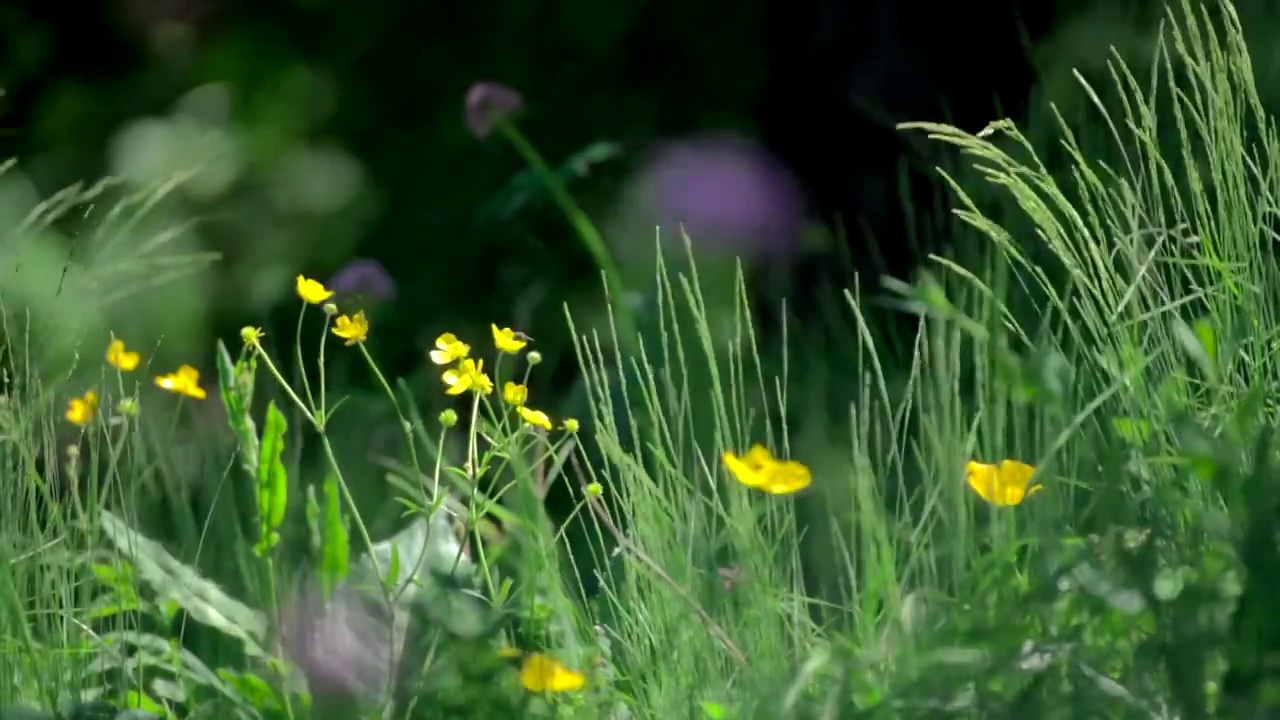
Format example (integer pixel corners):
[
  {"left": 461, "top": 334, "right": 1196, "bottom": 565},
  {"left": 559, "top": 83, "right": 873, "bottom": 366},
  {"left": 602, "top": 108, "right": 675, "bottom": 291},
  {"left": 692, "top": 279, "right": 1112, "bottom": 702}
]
[
  {"left": 331, "top": 310, "right": 370, "bottom": 346},
  {"left": 502, "top": 381, "right": 528, "bottom": 406},
  {"left": 154, "top": 365, "right": 207, "bottom": 400},
  {"left": 65, "top": 390, "right": 99, "bottom": 426},
  {"left": 722, "top": 444, "right": 811, "bottom": 495},
  {"left": 492, "top": 324, "right": 529, "bottom": 354},
  {"left": 517, "top": 406, "right": 553, "bottom": 431},
  {"left": 296, "top": 275, "right": 334, "bottom": 305},
  {"left": 442, "top": 358, "right": 494, "bottom": 396},
  {"left": 519, "top": 653, "right": 585, "bottom": 693},
  {"left": 966, "top": 459, "right": 1041, "bottom": 506},
  {"left": 105, "top": 339, "right": 141, "bottom": 372},
  {"left": 429, "top": 333, "right": 471, "bottom": 365}
]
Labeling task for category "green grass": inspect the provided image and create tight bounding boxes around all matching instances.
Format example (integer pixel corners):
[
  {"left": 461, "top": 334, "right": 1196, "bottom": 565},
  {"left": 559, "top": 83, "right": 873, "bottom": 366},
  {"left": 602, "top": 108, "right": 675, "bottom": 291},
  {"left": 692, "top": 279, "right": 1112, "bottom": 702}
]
[{"left": 4, "top": 0, "right": 1280, "bottom": 717}]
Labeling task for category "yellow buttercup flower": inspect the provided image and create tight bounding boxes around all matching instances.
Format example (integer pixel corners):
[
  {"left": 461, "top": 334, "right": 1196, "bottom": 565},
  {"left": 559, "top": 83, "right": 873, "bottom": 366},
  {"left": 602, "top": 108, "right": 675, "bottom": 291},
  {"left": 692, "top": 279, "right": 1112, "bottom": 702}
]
[
  {"left": 722, "top": 444, "right": 811, "bottom": 495},
  {"left": 519, "top": 653, "right": 585, "bottom": 693},
  {"left": 442, "top": 358, "right": 494, "bottom": 396},
  {"left": 492, "top": 324, "right": 529, "bottom": 353},
  {"left": 563, "top": 418, "right": 579, "bottom": 433},
  {"left": 154, "top": 365, "right": 207, "bottom": 400},
  {"left": 502, "top": 381, "right": 528, "bottom": 406},
  {"left": 966, "top": 459, "right": 1041, "bottom": 506},
  {"left": 65, "top": 390, "right": 99, "bottom": 426},
  {"left": 430, "top": 333, "right": 471, "bottom": 365},
  {"left": 331, "top": 311, "right": 369, "bottom": 345},
  {"left": 517, "top": 406, "right": 552, "bottom": 431},
  {"left": 105, "top": 339, "right": 140, "bottom": 372},
  {"left": 296, "top": 275, "right": 334, "bottom": 305}
]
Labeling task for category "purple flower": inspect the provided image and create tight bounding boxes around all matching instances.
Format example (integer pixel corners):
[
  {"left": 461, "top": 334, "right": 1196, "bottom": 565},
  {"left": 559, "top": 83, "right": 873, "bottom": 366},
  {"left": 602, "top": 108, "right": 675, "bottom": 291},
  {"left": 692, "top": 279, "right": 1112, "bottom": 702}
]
[
  {"left": 279, "top": 584, "right": 395, "bottom": 703},
  {"left": 464, "top": 82, "right": 524, "bottom": 140},
  {"left": 625, "top": 133, "right": 805, "bottom": 260},
  {"left": 327, "top": 258, "right": 397, "bottom": 302}
]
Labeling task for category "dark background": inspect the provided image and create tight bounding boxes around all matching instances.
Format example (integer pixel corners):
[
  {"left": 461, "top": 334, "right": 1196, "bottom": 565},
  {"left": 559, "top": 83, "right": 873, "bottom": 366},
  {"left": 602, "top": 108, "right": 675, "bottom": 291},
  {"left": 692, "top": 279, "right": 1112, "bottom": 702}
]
[{"left": 1, "top": 0, "right": 1086, "bottom": 356}]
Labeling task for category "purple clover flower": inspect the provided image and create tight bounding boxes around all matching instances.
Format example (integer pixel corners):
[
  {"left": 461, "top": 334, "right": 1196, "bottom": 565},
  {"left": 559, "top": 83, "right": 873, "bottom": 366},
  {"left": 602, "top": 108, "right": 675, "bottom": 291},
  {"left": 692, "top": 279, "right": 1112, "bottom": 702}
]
[
  {"left": 327, "top": 258, "right": 397, "bottom": 302},
  {"left": 464, "top": 82, "right": 524, "bottom": 140},
  {"left": 628, "top": 133, "right": 805, "bottom": 260},
  {"left": 279, "top": 583, "right": 395, "bottom": 704}
]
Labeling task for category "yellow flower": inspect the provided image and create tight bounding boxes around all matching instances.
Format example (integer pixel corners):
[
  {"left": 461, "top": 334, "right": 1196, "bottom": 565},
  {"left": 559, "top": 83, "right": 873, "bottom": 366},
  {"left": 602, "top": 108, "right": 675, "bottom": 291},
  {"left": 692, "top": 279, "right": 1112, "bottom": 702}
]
[
  {"left": 517, "top": 406, "right": 553, "bottom": 431},
  {"left": 563, "top": 418, "right": 579, "bottom": 433},
  {"left": 492, "top": 324, "right": 529, "bottom": 353},
  {"left": 502, "top": 381, "right": 528, "bottom": 406},
  {"left": 430, "top": 333, "right": 471, "bottom": 365},
  {"left": 519, "top": 653, "right": 585, "bottom": 693},
  {"left": 105, "top": 339, "right": 141, "bottom": 372},
  {"left": 331, "top": 311, "right": 369, "bottom": 345},
  {"left": 154, "top": 365, "right": 207, "bottom": 400},
  {"left": 966, "top": 459, "right": 1041, "bottom": 506},
  {"left": 65, "top": 390, "right": 99, "bottom": 426},
  {"left": 721, "top": 444, "right": 811, "bottom": 495},
  {"left": 442, "top": 358, "right": 494, "bottom": 395},
  {"left": 296, "top": 275, "right": 334, "bottom": 305}
]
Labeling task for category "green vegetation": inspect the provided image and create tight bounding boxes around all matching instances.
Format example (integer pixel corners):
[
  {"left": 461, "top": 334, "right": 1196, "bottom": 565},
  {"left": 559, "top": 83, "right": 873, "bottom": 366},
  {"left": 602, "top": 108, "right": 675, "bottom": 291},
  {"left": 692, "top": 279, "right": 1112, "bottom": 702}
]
[{"left": 3, "top": 1, "right": 1280, "bottom": 717}]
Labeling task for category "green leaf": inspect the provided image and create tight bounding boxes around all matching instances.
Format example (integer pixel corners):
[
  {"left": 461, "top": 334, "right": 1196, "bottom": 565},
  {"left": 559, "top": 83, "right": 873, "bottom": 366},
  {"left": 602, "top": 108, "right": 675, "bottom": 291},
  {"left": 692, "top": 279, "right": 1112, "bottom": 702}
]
[
  {"left": 1173, "top": 317, "right": 1217, "bottom": 382},
  {"left": 97, "top": 510, "right": 268, "bottom": 657},
  {"left": 383, "top": 543, "right": 401, "bottom": 594},
  {"left": 700, "top": 701, "right": 728, "bottom": 719},
  {"left": 320, "top": 472, "right": 350, "bottom": 597},
  {"left": 1111, "top": 417, "right": 1153, "bottom": 446},
  {"left": 305, "top": 483, "right": 322, "bottom": 554},
  {"left": 126, "top": 689, "right": 167, "bottom": 715},
  {"left": 254, "top": 401, "right": 289, "bottom": 556},
  {"left": 216, "top": 339, "right": 259, "bottom": 475}
]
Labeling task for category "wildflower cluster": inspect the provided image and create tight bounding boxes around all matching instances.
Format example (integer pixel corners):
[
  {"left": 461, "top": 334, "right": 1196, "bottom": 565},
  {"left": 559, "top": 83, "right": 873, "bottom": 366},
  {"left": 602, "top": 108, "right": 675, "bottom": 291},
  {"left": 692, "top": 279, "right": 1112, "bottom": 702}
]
[
  {"left": 296, "top": 274, "right": 368, "bottom": 345},
  {"left": 429, "top": 324, "right": 579, "bottom": 434},
  {"left": 65, "top": 338, "right": 208, "bottom": 427}
]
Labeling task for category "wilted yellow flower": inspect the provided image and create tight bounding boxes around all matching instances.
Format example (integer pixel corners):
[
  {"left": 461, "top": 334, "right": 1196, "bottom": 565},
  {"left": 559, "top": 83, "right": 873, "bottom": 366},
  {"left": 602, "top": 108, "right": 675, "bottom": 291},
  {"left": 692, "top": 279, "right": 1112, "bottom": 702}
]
[
  {"left": 966, "top": 459, "right": 1041, "bottom": 506},
  {"left": 503, "top": 381, "right": 528, "bottom": 406},
  {"left": 105, "top": 339, "right": 141, "bottom": 372},
  {"left": 517, "top": 406, "right": 553, "bottom": 431},
  {"left": 429, "top": 333, "right": 470, "bottom": 365},
  {"left": 519, "top": 653, "right": 585, "bottom": 693},
  {"left": 65, "top": 390, "right": 99, "bottom": 426},
  {"left": 154, "top": 365, "right": 207, "bottom": 400},
  {"left": 442, "top": 358, "right": 494, "bottom": 395},
  {"left": 722, "top": 444, "right": 811, "bottom": 495},
  {"left": 331, "top": 311, "right": 369, "bottom": 345},
  {"left": 492, "top": 324, "right": 529, "bottom": 353},
  {"left": 563, "top": 418, "right": 580, "bottom": 433},
  {"left": 296, "top": 275, "right": 334, "bottom": 304}
]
